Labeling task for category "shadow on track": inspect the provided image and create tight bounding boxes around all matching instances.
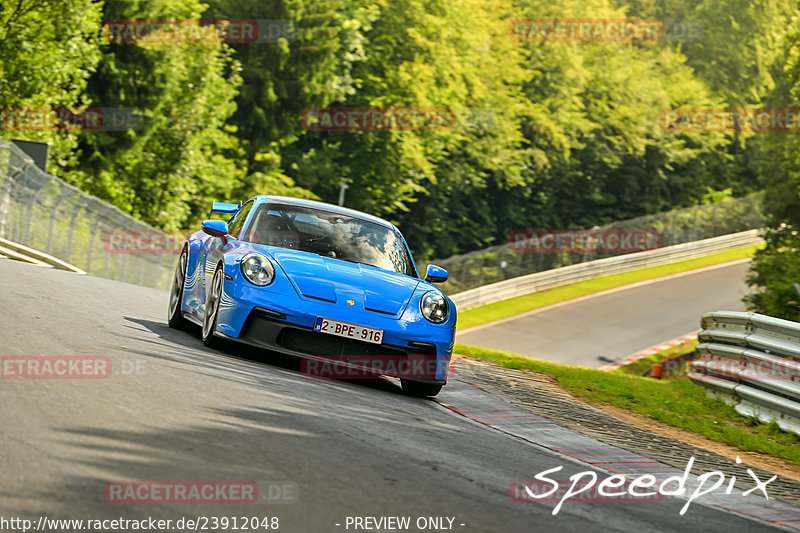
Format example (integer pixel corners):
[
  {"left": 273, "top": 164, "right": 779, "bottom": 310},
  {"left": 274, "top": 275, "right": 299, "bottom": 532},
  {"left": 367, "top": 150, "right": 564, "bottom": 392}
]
[{"left": 121, "top": 316, "right": 405, "bottom": 398}]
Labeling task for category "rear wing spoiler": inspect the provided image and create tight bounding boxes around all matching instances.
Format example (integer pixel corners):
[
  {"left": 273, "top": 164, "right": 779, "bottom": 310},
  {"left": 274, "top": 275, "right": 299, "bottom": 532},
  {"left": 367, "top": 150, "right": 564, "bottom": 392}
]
[{"left": 209, "top": 201, "right": 241, "bottom": 217}]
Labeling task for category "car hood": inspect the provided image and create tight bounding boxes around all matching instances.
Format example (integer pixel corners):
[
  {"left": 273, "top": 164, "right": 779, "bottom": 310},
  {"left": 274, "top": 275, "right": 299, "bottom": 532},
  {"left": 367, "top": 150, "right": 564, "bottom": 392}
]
[{"left": 263, "top": 247, "right": 421, "bottom": 316}]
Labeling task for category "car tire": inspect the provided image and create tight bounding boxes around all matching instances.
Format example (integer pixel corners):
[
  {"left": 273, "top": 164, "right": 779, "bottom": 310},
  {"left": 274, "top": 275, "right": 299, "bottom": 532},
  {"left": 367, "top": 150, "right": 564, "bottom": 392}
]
[
  {"left": 167, "top": 248, "right": 191, "bottom": 330},
  {"left": 401, "top": 380, "right": 443, "bottom": 398},
  {"left": 202, "top": 266, "right": 225, "bottom": 348}
]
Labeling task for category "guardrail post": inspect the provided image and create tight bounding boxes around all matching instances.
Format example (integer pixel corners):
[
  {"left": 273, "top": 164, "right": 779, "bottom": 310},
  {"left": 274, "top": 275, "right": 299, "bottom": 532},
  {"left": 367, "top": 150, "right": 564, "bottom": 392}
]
[
  {"left": 24, "top": 182, "right": 49, "bottom": 247},
  {"left": 45, "top": 188, "right": 74, "bottom": 253},
  {"left": 0, "top": 145, "right": 11, "bottom": 239},
  {"left": 86, "top": 215, "right": 98, "bottom": 273},
  {"left": 66, "top": 198, "right": 90, "bottom": 264}
]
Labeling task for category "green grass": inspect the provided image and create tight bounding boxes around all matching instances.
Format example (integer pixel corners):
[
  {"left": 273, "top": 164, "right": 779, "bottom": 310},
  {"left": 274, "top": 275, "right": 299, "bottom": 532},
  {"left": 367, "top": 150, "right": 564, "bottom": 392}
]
[
  {"left": 456, "top": 343, "right": 800, "bottom": 465},
  {"left": 614, "top": 339, "right": 699, "bottom": 377},
  {"left": 457, "top": 244, "right": 761, "bottom": 331}
]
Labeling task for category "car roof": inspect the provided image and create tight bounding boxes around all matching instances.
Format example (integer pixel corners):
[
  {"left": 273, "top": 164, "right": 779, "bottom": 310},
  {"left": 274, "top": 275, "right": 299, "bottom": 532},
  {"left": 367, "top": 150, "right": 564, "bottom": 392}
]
[{"left": 253, "top": 195, "right": 397, "bottom": 230}]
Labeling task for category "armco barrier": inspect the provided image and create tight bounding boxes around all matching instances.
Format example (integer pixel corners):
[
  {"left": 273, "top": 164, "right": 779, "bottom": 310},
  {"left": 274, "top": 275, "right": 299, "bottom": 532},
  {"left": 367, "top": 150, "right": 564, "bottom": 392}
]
[
  {"left": 0, "top": 236, "right": 86, "bottom": 273},
  {"left": 450, "top": 230, "right": 763, "bottom": 311},
  {"left": 689, "top": 311, "right": 800, "bottom": 437},
  {"left": 428, "top": 193, "right": 765, "bottom": 295},
  {"left": 0, "top": 141, "right": 176, "bottom": 290}
]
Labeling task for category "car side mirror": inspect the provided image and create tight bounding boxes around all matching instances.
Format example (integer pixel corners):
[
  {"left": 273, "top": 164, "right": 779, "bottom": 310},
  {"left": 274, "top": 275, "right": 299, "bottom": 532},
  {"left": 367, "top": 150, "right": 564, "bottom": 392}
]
[
  {"left": 202, "top": 219, "right": 229, "bottom": 243},
  {"left": 424, "top": 264, "right": 448, "bottom": 284}
]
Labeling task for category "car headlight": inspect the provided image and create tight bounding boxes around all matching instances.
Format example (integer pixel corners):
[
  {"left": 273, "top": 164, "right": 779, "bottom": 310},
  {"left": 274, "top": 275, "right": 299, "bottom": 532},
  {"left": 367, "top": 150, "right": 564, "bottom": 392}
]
[
  {"left": 420, "top": 291, "right": 448, "bottom": 324},
  {"left": 241, "top": 254, "right": 275, "bottom": 286}
]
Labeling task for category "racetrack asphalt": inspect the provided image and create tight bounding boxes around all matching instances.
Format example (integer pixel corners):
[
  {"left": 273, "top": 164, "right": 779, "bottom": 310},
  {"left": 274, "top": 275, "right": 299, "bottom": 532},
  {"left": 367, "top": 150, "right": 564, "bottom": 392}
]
[
  {"left": 457, "top": 260, "right": 750, "bottom": 367},
  {"left": 0, "top": 258, "right": 793, "bottom": 532}
]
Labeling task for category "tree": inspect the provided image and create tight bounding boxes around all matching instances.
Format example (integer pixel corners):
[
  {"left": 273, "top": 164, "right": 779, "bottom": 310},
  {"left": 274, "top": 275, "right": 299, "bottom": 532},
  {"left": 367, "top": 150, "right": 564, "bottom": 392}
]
[
  {"left": 745, "top": 15, "right": 800, "bottom": 319},
  {"left": 0, "top": 0, "right": 102, "bottom": 170},
  {"left": 203, "top": 0, "right": 370, "bottom": 202},
  {"left": 68, "top": 0, "right": 245, "bottom": 230},
  {"left": 405, "top": 0, "right": 730, "bottom": 258},
  {"left": 281, "top": 0, "right": 533, "bottom": 258}
]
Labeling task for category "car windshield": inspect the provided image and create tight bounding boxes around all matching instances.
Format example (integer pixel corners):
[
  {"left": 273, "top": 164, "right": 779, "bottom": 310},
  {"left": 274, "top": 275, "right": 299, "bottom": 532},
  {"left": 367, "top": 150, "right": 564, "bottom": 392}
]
[{"left": 242, "top": 203, "right": 417, "bottom": 278}]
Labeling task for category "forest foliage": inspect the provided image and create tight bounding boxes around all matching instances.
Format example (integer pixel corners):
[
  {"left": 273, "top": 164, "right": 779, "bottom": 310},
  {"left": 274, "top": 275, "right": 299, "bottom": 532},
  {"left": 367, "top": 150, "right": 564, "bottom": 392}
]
[{"left": 1, "top": 0, "right": 799, "bottom": 315}]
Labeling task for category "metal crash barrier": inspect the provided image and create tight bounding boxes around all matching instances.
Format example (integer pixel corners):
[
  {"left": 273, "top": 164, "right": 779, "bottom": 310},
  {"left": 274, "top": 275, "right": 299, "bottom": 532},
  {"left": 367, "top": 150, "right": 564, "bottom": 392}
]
[
  {"left": 690, "top": 311, "right": 800, "bottom": 437},
  {"left": 0, "top": 141, "right": 177, "bottom": 290},
  {"left": 451, "top": 231, "right": 763, "bottom": 311}
]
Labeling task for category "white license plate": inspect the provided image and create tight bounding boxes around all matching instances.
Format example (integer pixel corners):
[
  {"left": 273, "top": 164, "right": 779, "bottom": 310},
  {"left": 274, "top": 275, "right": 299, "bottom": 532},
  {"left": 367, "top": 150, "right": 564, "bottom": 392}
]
[{"left": 313, "top": 317, "right": 384, "bottom": 345}]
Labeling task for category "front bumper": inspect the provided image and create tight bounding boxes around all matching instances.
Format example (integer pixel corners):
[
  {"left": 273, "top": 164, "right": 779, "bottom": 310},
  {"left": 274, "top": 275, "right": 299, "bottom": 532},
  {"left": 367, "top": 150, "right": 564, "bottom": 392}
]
[
  {"left": 215, "top": 279, "right": 454, "bottom": 383},
  {"left": 233, "top": 309, "right": 444, "bottom": 384}
]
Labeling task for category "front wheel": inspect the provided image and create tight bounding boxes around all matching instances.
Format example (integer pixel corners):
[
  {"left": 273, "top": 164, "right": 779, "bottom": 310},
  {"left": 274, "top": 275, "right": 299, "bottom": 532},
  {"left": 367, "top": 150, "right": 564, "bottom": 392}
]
[
  {"left": 167, "top": 248, "right": 191, "bottom": 330},
  {"left": 202, "top": 266, "right": 225, "bottom": 348},
  {"left": 401, "top": 380, "right": 443, "bottom": 398}
]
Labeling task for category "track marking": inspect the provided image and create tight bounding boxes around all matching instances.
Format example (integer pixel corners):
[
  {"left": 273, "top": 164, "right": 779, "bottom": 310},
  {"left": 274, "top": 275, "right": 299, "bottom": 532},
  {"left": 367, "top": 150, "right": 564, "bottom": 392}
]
[{"left": 598, "top": 330, "right": 699, "bottom": 371}]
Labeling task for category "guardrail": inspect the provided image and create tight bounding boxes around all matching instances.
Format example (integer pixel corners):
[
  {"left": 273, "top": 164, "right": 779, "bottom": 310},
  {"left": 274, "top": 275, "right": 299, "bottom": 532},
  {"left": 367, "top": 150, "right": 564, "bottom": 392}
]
[
  {"left": 689, "top": 311, "right": 800, "bottom": 437},
  {"left": 428, "top": 193, "right": 766, "bottom": 296},
  {"left": 450, "top": 230, "right": 763, "bottom": 311},
  {"left": 0, "top": 141, "right": 176, "bottom": 290},
  {"left": 0, "top": 236, "right": 86, "bottom": 273}
]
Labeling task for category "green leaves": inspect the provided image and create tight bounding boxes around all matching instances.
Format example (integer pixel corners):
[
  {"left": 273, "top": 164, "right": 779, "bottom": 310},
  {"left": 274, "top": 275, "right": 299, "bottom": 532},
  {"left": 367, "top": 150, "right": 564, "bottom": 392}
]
[
  {"left": 5, "top": 0, "right": 799, "bottom": 271},
  {"left": 67, "top": 0, "right": 245, "bottom": 230},
  {"left": 0, "top": 0, "right": 102, "bottom": 170},
  {"left": 741, "top": 14, "right": 800, "bottom": 318}
]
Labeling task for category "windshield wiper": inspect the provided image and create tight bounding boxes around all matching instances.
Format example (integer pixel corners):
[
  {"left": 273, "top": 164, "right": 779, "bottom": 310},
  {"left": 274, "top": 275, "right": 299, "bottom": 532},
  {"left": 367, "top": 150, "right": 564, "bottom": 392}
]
[{"left": 334, "top": 257, "right": 372, "bottom": 267}]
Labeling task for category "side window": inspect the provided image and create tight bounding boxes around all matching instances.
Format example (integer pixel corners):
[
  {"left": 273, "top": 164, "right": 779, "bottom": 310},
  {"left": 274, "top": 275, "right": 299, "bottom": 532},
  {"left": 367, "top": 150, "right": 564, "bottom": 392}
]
[{"left": 227, "top": 200, "right": 254, "bottom": 239}]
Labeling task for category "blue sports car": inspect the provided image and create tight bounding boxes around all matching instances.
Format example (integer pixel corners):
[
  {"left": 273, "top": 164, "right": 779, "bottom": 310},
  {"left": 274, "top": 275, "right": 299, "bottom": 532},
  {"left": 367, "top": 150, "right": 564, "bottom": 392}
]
[{"left": 167, "top": 195, "right": 456, "bottom": 397}]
